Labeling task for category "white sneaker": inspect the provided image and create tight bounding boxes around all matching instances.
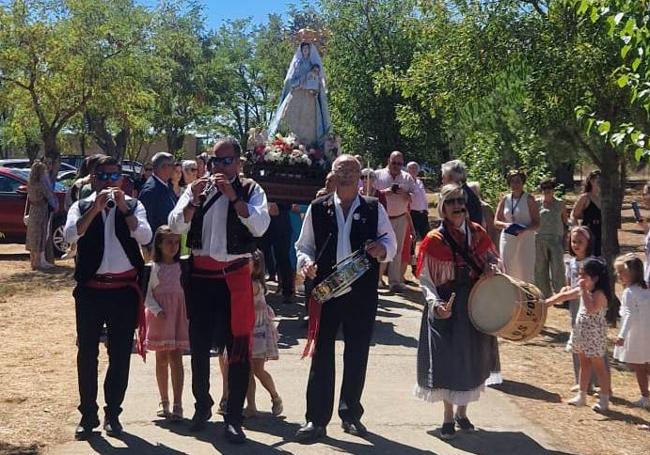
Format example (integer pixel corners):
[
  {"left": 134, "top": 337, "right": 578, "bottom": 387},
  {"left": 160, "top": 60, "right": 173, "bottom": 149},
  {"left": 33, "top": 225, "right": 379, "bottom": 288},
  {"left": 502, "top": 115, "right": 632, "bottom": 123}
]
[
  {"left": 632, "top": 396, "right": 650, "bottom": 409},
  {"left": 567, "top": 393, "right": 587, "bottom": 406},
  {"left": 592, "top": 394, "right": 610, "bottom": 412}
]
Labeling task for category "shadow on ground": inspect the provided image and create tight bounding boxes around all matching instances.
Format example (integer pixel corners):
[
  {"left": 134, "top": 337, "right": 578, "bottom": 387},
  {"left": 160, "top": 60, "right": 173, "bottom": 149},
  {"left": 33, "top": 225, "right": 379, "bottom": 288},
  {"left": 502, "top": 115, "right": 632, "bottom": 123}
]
[
  {"left": 428, "top": 429, "right": 578, "bottom": 455},
  {"left": 491, "top": 380, "right": 562, "bottom": 403}
]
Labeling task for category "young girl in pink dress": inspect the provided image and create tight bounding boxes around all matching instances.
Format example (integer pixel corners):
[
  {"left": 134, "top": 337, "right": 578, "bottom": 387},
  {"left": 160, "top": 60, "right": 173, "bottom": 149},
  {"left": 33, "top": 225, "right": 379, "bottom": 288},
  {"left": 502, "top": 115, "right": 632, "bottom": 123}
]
[
  {"left": 244, "top": 251, "right": 283, "bottom": 417},
  {"left": 144, "top": 225, "right": 190, "bottom": 420}
]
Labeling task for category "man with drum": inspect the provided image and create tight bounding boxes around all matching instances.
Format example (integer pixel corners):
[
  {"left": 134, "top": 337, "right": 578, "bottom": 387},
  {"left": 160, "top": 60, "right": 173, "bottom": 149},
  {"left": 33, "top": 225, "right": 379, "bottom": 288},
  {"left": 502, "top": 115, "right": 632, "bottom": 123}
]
[
  {"left": 414, "top": 183, "right": 501, "bottom": 440},
  {"left": 168, "top": 137, "right": 270, "bottom": 444},
  {"left": 294, "top": 154, "right": 397, "bottom": 442}
]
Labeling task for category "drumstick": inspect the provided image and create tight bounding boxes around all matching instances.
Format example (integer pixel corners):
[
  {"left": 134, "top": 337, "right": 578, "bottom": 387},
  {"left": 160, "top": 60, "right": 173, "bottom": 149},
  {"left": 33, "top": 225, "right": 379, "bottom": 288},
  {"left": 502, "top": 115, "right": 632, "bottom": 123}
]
[{"left": 446, "top": 292, "right": 456, "bottom": 310}]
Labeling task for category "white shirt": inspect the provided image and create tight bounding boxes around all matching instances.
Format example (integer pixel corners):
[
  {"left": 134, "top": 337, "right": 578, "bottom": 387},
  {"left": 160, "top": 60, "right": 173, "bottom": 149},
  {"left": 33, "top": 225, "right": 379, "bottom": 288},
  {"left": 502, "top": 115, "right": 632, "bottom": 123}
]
[
  {"left": 168, "top": 183, "right": 270, "bottom": 261},
  {"left": 295, "top": 193, "right": 397, "bottom": 272},
  {"left": 64, "top": 193, "right": 152, "bottom": 274},
  {"left": 374, "top": 168, "right": 417, "bottom": 217},
  {"left": 410, "top": 178, "right": 428, "bottom": 211}
]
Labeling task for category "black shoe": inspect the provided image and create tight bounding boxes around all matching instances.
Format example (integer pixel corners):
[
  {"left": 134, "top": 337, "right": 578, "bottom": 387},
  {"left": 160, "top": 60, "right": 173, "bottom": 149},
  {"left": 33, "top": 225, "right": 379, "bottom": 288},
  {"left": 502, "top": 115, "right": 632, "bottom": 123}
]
[
  {"left": 74, "top": 417, "right": 99, "bottom": 440},
  {"left": 341, "top": 420, "right": 368, "bottom": 437},
  {"left": 103, "top": 416, "right": 123, "bottom": 437},
  {"left": 454, "top": 415, "right": 475, "bottom": 432},
  {"left": 295, "top": 421, "right": 327, "bottom": 443},
  {"left": 224, "top": 423, "right": 247, "bottom": 444},
  {"left": 440, "top": 422, "right": 456, "bottom": 440},
  {"left": 189, "top": 410, "right": 212, "bottom": 432}
]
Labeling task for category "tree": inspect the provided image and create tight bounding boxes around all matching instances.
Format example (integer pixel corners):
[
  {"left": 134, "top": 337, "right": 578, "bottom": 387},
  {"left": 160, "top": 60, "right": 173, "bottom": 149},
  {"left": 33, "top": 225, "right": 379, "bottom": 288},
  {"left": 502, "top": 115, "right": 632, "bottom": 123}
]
[
  {"left": 320, "top": 0, "right": 418, "bottom": 164},
  {"left": 148, "top": 0, "right": 210, "bottom": 156},
  {"left": 0, "top": 0, "right": 150, "bottom": 158}
]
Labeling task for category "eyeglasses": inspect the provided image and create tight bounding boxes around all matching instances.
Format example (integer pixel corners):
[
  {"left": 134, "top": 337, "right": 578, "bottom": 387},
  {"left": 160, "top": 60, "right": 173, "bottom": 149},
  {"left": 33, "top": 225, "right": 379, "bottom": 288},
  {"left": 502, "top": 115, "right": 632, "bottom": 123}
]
[
  {"left": 96, "top": 171, "right": 121, "bottom": 182},
  {"left": 443, "top": 197, "right": 466, "bottom": 206},
  {"left": 212, "top": 156, "right": 236, "bottom": 166}
]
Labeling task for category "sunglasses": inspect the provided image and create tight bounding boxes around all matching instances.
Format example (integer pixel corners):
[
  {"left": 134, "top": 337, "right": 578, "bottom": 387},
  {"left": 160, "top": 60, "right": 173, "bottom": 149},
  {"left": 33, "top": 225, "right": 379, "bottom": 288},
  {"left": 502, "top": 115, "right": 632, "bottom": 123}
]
[
  {"left": 390, "top": 161, "right": 404, "bottom": 166},
  {"left": 189, "top": 168, "right": 198, "bottom": 172},
  {"left": 443, "top": 197, "right": 466, "bottom": 206},
  {"left": 541, "top": 186, "right": 554, "bottom": 190},
  {"left": 144, "top": 168, "right": 153, "bottom": 172},
  {"left": 212, "top": 156, "right": 236, "bottom": 166},
  {"left": 360, "top": 175, "right": 370, "bottom": 180},
  {"left": 96, "top": 171, "right": 121, "bottom": 182}
]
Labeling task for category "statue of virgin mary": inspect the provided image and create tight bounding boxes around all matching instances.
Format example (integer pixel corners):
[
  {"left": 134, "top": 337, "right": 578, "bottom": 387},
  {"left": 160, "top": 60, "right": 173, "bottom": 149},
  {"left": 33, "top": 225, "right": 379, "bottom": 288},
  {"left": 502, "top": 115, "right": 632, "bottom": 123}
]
[{"left": 268, "top": 39, "right": 332, "bottom": 146}]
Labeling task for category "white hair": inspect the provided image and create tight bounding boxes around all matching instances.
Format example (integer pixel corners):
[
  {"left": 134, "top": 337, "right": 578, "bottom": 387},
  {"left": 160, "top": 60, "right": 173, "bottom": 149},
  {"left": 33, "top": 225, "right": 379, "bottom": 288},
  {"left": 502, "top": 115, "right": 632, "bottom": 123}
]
[
  {"left": 181, "top": 159, "right": 197, "bottom": 172},
  {"left": 406, "top": 161, "right": 420, "bottom": 173},
  {"left": 441, "top": 159, "right": 466, "bottom": 183},
  {"left": 151, "top": 152, "right": 174, "bottom": 171},
  {"left": 361, "top": 168, "right": 376, "bottom": 179}
]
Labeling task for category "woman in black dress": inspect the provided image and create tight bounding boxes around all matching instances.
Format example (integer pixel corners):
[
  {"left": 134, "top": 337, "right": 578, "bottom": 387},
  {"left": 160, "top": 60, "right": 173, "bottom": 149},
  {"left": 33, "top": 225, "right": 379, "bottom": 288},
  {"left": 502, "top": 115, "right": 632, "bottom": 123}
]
[{"left": 571, "top": 170, "right": 602, "bottom": 256}]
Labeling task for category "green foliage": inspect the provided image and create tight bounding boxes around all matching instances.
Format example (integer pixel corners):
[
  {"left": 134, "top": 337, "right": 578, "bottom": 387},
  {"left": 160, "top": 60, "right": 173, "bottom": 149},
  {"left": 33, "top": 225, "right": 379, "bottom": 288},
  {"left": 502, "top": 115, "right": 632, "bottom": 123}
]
[{"left": 460, "top": 131, "right": 550, "bottom": 206}]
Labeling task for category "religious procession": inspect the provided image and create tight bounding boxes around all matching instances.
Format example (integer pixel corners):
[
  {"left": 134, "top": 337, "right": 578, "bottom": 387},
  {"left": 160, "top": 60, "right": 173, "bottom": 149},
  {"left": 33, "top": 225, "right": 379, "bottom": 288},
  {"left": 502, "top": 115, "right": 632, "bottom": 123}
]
[{"left": 1, "top": 2, "right": 649, "bottom": 455}]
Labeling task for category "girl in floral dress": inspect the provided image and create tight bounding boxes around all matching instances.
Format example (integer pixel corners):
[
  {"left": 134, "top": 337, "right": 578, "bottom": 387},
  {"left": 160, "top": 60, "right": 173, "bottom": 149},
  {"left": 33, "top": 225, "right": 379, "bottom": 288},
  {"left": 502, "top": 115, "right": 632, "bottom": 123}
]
[
  {"left": 144, "top": 226, "right": 190, "bottom": 420},
  {"left": 244, "top": 251, "right": 283, "bottom": 417}
]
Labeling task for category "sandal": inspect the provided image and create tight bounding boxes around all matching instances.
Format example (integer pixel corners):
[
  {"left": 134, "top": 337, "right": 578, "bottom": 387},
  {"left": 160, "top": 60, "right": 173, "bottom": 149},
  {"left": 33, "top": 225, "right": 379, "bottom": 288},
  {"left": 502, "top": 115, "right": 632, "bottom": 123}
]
[
  {"left": 170, "top": 403, "right": 183, "bottom": 421},
  {"left": 454, "top": 415, "right": 476, "bottom": 432},
  {"left": 157, "top": 401, "right": 170, "bottom": 418},
  {"left": 271, "top": 396, "right": 283, "bottom": 416}
]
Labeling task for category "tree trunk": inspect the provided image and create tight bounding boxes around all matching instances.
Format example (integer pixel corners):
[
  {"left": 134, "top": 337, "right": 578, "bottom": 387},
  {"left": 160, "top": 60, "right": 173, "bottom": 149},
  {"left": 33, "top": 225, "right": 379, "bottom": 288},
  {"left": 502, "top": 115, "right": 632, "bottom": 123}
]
[
  {"left": 166, "top": 131, "right": 185, "bottom": 157},
  {"left": 599, "top": 147, "right": 622, "bottom": 324},
  {"left": 42, "top": 129, "right": 59, "bottom": 159},
  {"left": 25, "top": 139, "right": 40, "bottom": 163}
]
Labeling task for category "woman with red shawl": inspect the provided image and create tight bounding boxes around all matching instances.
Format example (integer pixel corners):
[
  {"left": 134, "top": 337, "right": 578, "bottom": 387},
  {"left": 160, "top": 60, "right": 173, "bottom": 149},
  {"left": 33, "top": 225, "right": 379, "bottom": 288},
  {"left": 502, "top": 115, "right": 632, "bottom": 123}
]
[{"left": 415, "top": 184, "right": 501, "bottom": 440}]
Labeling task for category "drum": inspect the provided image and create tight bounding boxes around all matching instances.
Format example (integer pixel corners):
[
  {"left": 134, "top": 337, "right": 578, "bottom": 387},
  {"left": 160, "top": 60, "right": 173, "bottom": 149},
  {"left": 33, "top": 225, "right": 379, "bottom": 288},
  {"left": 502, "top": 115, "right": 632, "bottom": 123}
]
[
  {"left": 312, "top": 250, "right": 371, "bottom": 304},
  {"left": 468, "top": 273, "right": 547, "bottom": 342}
]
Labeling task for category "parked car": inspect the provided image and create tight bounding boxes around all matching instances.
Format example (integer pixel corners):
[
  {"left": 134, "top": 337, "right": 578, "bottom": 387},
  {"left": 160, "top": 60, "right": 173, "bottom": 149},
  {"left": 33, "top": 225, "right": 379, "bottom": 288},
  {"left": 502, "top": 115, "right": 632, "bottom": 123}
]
[{"left": 0, "top": 167, "right": 69, "bottom": 256}]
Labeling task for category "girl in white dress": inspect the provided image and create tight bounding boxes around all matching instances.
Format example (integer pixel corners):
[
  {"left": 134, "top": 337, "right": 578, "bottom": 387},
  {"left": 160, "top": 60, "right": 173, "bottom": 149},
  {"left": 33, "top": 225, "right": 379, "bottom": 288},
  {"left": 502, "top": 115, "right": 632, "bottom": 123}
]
[
  {"left": 495, "top": 169, "right": 540, "bottom": 283},
  {"left": 613, "top": 254, "right": 650, "bottom": 409}
]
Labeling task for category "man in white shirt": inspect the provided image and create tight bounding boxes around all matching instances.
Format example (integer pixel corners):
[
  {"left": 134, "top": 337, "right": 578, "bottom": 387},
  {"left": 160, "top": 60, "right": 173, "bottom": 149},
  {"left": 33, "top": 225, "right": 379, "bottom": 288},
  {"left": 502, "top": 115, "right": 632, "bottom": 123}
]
[
  {"left": 294, "top": 155, "right": 396, "bottom": 442},
  {"left": 64, "top": 156, "right": 152, "bottom": 440},
  {"left": 374, "top": 151, "right": 417, "bottom": 292},
  {"left": 168, "top": 137, "right": 270, "bottom": 444}
]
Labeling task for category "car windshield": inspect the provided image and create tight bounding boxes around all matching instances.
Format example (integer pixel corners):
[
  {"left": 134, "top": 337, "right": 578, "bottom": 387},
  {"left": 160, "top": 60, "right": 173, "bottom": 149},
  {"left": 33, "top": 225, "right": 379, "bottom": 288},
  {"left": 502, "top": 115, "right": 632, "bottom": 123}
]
[{"left": 9, "top": 168, "right": 68, "bottom": 191}]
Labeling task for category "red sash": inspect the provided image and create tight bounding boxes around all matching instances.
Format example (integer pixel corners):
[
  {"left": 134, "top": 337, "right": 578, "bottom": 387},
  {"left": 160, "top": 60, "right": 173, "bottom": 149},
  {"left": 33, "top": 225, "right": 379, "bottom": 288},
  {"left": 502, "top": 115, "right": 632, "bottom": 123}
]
[{"left": 192, "top": 256, "right": 255, "bottom": 364}]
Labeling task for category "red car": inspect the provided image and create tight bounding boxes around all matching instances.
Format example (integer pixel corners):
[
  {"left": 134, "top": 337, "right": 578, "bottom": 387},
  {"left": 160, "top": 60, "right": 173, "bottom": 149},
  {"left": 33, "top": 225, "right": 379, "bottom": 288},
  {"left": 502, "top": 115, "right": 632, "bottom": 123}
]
[{"left": 0, "top": 167, "right": 69, "bottom": 256}]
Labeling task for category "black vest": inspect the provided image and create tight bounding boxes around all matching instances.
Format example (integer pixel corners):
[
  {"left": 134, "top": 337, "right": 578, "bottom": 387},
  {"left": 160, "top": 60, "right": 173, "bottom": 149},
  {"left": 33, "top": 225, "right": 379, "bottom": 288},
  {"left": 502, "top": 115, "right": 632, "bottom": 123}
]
[
  {"left": 311, "top": 194, "right": 380, "bottom": 290},
  {"left": 187, "top": 177, "right": 261, "bottom": 255},
  {"left": 75, "top": 198, "right": 145, "bottom": 283}
]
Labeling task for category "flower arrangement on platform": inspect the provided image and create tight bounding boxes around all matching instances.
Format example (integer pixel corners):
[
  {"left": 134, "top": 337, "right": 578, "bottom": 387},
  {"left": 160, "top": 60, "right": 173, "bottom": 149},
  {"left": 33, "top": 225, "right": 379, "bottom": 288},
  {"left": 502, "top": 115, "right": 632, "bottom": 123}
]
[{"left": 247, "top": 132, "right": 334, "bottom": 169}]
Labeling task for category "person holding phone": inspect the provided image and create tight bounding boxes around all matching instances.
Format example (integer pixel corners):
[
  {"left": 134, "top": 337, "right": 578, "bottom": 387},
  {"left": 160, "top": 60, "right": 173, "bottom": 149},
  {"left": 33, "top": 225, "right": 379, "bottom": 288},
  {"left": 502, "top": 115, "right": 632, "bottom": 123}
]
[
  {"left": 374, "top": 151, "right": 417, "bottom": 292},
  {"left": 495, "top": 169, "right": 540, "bottom": 282}
]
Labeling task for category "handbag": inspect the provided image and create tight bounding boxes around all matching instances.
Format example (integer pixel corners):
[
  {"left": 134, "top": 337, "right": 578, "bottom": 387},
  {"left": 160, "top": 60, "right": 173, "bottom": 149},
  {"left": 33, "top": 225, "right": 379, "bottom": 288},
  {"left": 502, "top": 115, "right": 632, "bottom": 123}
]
[{"left": 22, "top": 198, "right": 29, "bottom": 227}]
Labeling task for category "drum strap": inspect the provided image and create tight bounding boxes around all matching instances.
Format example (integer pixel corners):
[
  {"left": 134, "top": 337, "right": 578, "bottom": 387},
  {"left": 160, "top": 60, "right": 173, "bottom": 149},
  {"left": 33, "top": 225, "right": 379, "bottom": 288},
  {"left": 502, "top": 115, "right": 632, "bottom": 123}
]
[{"left": 439, "top": 225, "right": 483, "bottom": 276}]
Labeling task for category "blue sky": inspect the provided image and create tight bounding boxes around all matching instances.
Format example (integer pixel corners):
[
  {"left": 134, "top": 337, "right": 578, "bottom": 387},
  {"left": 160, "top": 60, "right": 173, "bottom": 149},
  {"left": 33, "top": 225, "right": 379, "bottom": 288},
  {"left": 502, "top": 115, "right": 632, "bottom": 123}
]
[{"left": 141, "top": 1, "right": 296, "bottom": 30}]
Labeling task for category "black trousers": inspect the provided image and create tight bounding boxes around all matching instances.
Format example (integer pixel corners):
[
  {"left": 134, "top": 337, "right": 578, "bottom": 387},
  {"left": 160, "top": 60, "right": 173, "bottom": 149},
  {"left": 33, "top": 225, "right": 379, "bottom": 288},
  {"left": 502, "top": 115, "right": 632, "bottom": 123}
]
[
  {"left": 269, "top": 206, "right": 295, "bottom": 296},
  {"left": 410, "top": 210, "right": 430, "bottom": 240},
  {"left": 305, "top": 288, "right": 377, "bottom": 426},
  {"left": 74, "top": 285, "right": 138, "bottom": 422},
  {"left": 187, "top": 275, "right": 250, "bottom": 426}
]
